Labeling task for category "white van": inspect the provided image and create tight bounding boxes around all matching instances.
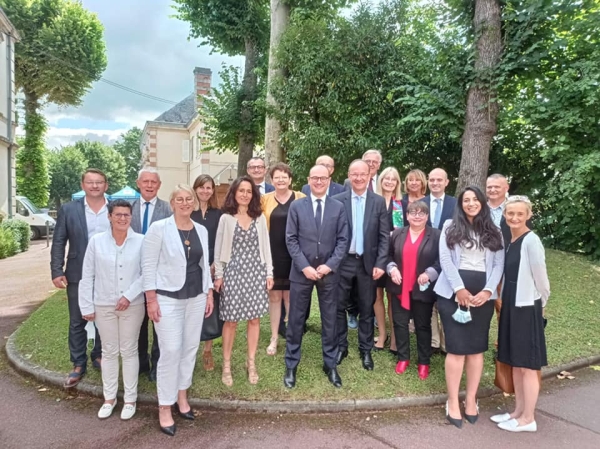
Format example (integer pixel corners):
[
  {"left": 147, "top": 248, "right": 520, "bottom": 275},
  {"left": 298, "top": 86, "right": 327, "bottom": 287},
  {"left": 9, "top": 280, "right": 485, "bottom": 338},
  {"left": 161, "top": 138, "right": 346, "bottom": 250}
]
[{"left": 15, "top": 196, "right": 56, "bottom": 240}]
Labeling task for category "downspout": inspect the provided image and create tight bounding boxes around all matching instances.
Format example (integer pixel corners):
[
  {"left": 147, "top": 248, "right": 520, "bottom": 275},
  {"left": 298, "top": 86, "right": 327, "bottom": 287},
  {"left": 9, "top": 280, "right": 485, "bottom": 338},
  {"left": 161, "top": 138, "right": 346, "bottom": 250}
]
[{"left": 6, "top": 32, "right": 13, "bottom": 218}]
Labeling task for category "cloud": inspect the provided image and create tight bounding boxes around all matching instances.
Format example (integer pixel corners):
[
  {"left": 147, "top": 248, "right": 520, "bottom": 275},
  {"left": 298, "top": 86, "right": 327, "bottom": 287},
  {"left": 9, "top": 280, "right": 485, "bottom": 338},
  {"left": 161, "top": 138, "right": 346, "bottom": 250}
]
[{"left": 45, "top": 127, "right": 127, "bottom": 149}]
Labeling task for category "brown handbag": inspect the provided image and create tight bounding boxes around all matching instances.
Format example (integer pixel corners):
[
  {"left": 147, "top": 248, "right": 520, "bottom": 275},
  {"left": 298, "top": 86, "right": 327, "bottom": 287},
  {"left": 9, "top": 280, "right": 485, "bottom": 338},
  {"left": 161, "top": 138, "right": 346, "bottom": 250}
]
[{"left": 494, "top": 360, "right": 542, "bottom": 393}]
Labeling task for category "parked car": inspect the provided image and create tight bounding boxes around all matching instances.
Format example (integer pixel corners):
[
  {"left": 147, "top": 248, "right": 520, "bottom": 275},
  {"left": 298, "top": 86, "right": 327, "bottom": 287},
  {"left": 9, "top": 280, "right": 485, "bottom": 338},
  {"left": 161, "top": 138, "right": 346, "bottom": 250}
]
[{"left": 15, "top": 196, "right": 56, "bottom": 240}]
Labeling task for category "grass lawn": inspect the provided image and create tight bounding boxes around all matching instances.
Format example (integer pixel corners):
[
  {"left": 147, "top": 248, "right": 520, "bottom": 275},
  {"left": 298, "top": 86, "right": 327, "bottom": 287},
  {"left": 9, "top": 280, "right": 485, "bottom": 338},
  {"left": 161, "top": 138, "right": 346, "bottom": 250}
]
[{"left": 13, "top": 249, "right": 600, "bottom": 401}]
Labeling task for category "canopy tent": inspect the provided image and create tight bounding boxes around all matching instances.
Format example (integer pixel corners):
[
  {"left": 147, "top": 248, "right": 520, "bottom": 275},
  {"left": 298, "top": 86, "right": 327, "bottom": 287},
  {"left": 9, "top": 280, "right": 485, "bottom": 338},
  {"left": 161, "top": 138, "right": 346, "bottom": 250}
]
[
  {"left": 71, "top": 190, "right": 86, "bottom": 200},
  {"left": 108, "top": 186, "right": 140, "bottom": 202}
]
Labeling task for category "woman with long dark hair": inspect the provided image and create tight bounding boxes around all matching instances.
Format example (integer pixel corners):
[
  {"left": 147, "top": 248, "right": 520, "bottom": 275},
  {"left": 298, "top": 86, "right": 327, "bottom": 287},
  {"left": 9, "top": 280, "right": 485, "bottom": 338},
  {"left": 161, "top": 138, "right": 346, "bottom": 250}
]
[
  {"left": 434, "top": 186, "right": 504, "bottom": 428},
  {"left": 213, "top": 176, "right": 273, "bottom": 387}
]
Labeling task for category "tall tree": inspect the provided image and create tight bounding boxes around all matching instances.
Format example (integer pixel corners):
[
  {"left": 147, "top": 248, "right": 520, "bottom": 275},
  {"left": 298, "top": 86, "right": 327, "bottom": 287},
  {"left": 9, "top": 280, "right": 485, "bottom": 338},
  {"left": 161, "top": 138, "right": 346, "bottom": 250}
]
[
  {"left": 173, "top": 0, "right": 270, "bottom": 175},
  {"left": 455, "top": 0, "right": 502, "bottom": 192},
  {"left": 113, "top": 127, "right": 143, "bottom": 188},
  {"left": 2, "top": 0, "right": 107, "bottom": 206},
  {"left": 47, "top": 145, "right": 88, "bottom": 210}
]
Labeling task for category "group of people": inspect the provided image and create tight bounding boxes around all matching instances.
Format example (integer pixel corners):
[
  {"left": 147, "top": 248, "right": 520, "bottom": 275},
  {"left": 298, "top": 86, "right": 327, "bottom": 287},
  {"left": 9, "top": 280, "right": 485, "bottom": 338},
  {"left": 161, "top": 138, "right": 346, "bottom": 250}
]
[{"left": 50, "top": 150, "right": 550, "bottom": 435}]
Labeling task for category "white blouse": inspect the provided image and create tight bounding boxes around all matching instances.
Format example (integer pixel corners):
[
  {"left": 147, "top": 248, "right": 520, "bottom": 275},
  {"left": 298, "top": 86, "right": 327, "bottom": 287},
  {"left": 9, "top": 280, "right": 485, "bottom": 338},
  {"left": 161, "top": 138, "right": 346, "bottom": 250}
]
[
  {"left": 79, "top": 228, "right": 144, "bottom": 316},
  {"left": 459, "top": 243, "right": 486, "bottom": 272}
]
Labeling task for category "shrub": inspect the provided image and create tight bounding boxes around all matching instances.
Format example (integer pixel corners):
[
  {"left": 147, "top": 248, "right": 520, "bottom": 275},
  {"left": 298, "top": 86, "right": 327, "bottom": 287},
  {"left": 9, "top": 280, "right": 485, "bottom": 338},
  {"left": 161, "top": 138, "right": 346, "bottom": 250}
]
[
  {"left": 0, "top": 227, "right": 18, "bottom": 259},
  {"left": 0, "top": 219, "right": 30, "bottom": 252}
]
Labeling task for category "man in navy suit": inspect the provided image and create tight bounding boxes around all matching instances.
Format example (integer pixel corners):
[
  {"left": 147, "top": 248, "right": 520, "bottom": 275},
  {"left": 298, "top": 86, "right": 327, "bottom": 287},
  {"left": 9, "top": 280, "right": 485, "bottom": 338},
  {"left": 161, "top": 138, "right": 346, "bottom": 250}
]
[
  {"left": 301, "top": 155, "right": 344, "bottom": 197},
  {"left": 333, "top": 160, "right": 389, "bottom": 371},
  {"left": 284, "top": 165, "right": 349, "bottom": 388},
  {"left": 247, "top": 157, "right": 274, "bottom": 195},
  {"left": 424, "top": 167, "right": 456, "bottom": 355}
]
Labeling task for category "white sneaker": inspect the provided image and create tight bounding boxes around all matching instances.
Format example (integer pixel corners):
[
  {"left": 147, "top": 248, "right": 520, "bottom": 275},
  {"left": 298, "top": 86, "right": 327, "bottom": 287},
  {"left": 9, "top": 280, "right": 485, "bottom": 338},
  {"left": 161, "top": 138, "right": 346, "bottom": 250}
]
[
  {"left": 498, "top": 419, "right": 537, "bottom": 432},
  {"left": 490, "top": 413, "right": 511, "bottom": 423},
  {"left": 98, "top": 400, "right": 117, "bottom": 419},
  {"left": 120, "top": 403, "right": 136, "bottom": 420}
]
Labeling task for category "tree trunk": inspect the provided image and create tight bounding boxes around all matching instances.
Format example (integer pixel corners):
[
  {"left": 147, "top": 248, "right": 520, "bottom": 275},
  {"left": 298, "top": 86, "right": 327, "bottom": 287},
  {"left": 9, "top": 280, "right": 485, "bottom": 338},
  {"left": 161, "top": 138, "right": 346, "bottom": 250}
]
[
  {"left": 264, "top": 0, "right": 291, "bottom": 168},
  {"left": 456, "top": 0, "right": 502, "bottom": 193},
  {"left": 237, "top": 38, "right": 260, "bottom": 177}
]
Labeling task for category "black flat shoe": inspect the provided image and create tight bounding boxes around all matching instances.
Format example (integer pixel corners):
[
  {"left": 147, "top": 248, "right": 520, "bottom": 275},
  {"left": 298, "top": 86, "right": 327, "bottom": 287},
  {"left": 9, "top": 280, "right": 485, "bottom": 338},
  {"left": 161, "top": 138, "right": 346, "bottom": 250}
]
[
  {"left": 445, "top": 401, "right": 463, "bottom": 429},
  {"left": 335, "top": 348, "right": 349, "bottom": 365},
  {"left": 160, "top": 424, "right": 176, "bottom": 436},
  {"left": 173, "top": 403, "right": 194, "bottom": 420},
  {"left": 283, "top": 367, "right": 297, "bottom": 389}
]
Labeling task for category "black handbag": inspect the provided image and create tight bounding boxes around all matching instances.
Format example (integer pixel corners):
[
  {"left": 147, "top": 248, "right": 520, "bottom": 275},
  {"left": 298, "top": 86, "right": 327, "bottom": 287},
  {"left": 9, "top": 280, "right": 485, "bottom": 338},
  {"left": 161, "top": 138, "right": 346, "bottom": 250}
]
[{"left": 201, "top": 291, "right": 223, "bottom": 341}]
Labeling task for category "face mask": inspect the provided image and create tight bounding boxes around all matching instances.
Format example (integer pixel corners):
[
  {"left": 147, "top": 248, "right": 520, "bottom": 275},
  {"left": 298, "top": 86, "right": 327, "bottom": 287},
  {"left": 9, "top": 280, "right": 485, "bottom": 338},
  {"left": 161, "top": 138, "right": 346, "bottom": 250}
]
[
  {"left": 452, "top": 305, "right": 472, "bottom": 324},
  {"left": 419, "top": 281, "right": 430, "bottom": 292}
]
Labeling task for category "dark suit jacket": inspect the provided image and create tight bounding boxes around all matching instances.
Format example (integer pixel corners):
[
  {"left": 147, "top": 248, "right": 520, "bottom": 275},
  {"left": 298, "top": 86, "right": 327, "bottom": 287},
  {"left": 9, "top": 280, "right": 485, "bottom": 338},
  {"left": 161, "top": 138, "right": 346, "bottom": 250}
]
[
  {"left": 50, "top": 199, "right": 90, "bottom": 283},
  {"left": 425, "top": 194, "right": 457, "bottom": 230},
  {"left": 265, "top": 183, "right": 275, "bottom": 193},
  {"left": 332, "top": 189, "right": 390, "bottom": 273},
  {"left": 286, "top": 196, "right": 349, "bottom": 284},
  {"left": 386, "top": 226, "right": 441, "bottom": 302},
  {"left": 130, "top": 197, "right": 172, "bottom": 234},
  {"left": 301, "top": 181, "right": 344, "bottom": 197}
]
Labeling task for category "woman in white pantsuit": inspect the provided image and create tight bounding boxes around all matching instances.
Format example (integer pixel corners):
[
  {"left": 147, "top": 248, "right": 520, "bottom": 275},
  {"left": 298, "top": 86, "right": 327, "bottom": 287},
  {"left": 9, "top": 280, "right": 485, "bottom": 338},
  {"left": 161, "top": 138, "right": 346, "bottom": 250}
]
[
  {"left": 79, "top": 199, "right": 145, "bottom": 421},
  {"left": 142, "top": 185, "right": 214, "bottom": 437}
]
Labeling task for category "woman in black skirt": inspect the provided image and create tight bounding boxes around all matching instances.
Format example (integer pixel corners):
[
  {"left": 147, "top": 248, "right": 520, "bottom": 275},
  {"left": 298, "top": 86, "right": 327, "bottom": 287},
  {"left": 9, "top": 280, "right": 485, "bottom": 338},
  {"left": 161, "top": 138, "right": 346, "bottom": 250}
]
[
  {"left": 433, "top": 186, "right": 504, "bottom": 428},
  {"left": 492, "top": 196, "right": 550, "bottom": 433}
]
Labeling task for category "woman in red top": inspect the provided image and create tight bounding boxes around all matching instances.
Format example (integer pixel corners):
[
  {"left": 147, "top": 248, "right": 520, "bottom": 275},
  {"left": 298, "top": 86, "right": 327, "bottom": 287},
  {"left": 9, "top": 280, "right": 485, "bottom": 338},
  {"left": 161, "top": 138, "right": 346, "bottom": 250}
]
[{"left": 387, "top": 200, "right": 441, "bottom": 379}]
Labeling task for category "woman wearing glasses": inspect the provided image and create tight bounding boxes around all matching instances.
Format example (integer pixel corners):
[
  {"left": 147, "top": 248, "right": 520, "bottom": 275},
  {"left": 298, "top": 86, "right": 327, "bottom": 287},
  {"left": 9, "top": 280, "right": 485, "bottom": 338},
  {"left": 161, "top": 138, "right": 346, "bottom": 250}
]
[
  {"left": 492, "top": 196, "right": 550, "bottom": 433},
  {"left": 261, "top": 163, "right": 305, "bottom": 356},
  {"left": 142, "top": 185, "right": 214, "bottom": 436},
  {"left": 214, "top": 176, "right": 273, "bottom": 387},
  {"left": 79, "top": 199, "right": 145, "bottom": 420},
  {"left": 387, "top": 200, "right": 441, "bottom": 380}
]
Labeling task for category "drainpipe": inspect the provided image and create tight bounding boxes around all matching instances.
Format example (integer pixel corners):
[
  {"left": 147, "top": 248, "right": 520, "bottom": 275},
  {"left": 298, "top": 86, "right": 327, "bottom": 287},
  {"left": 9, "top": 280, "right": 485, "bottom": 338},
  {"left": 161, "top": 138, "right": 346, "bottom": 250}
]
[{"left": 6, "top": 32, "right": 13, "bottom": 218}]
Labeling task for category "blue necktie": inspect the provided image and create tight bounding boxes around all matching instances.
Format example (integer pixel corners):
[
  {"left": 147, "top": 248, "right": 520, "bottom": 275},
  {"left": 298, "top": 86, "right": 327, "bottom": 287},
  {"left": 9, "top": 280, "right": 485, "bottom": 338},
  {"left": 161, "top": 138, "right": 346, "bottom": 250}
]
[
  {"left": 315, "top": 199, "right": 322, "bottom": 233},
  {"left": 355, "top": 196, "right": 364, "bottom": 255},
  {"left": 433, "top": 198, "right": 442, "bottom": 228},
  {"left": 142, "top": 202, "right": 150, "bottom": 234}
]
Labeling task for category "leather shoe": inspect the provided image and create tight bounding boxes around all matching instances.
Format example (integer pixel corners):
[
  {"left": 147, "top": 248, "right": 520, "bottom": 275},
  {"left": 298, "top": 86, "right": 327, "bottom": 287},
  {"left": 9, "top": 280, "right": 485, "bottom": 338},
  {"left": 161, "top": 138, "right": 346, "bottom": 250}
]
[
  {"left": 498, "top": 419, "right": 537, "bottom": 432},
  {"left": 417, "top": 364, "right": 429, "bottom": 380},
  {"left": 283, "top": 368, "right": 297, "bottom": 389},
  {"left": 360, "top": 351, "right": 374, "bottom": 370},
  {"left": 160, "top": 424, "right": 176, "bottom": 436},
  {"left": 335, "top": 348, "right": 349, "bottom": 366},
  {"left": 148, "top": 369, "right": 157, "bottom": 382},
  {"left": 173, "top": 403, "right": 194, "bottom": 420},
  {"left": 323, "top": 365, "right": 342, "bottom": 388},
  {"left": 395, "top": 360, "right": 409, "bottom": 374}
]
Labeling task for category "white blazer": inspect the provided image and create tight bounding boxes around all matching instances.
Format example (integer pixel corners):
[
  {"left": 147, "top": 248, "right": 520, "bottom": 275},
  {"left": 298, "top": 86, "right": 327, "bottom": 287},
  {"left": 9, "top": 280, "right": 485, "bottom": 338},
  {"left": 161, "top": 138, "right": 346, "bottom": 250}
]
[{"left": 142, "top": 215, "right": 213, "bottom": 294}]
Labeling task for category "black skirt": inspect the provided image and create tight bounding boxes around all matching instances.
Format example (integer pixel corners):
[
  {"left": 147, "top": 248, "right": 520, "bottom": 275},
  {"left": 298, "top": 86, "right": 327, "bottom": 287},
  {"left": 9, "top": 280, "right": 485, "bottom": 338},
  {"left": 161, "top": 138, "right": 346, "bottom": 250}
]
[{"left": 437, "top": 270, "right": 495, "bottom": 355}]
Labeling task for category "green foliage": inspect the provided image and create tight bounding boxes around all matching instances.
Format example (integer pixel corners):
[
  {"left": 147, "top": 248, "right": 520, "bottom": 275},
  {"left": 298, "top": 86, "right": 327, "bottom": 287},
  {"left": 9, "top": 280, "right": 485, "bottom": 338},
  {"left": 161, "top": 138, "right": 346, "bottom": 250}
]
[
  {"left": 15, "top": 109, "right": 49, "bottom": 206},
  {"left": 48, "top": 145, "right": 88, "bottom": 208},
  {"left": 113, "top": 127, "right": 143, "bottom": 188},
  {"left": 73, "top": 141, "right": 127, "bottom": 194},
  {"left": 0, "top": 227, "right": 19, "bottom": 259},
  {"left": 0, "top": 218, "right": 30, "bottom": 254}
]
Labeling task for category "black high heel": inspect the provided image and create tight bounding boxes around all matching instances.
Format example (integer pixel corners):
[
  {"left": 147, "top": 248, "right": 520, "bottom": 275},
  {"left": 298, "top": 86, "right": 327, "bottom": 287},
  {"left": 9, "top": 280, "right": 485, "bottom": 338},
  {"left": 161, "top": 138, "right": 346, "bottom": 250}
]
[
  {"left": 159, "top": 405, "right": 177, "bottom": 436},
  {"left": 445, "top": 401, "right": 463, "bottom": 429},
  {"left": 464, "top": 400, "right": 479, "bottom": 424},
  {"left": 173, "top": 403, "right": 195, "bottom": 420}
]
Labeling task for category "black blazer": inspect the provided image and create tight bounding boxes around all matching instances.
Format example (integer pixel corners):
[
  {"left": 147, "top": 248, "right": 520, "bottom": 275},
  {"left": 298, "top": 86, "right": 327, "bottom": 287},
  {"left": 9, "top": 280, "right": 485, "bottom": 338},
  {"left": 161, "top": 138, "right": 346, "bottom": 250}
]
[
  {"left": 424, "top": 194, "right": 457, "bottom": 230},
  {"left": 386, "top": 226, "right": 441, "bottom": 302},
  {"left": 332, "top": 189, "right": 390, "bottom": 273},
  {"left": 286, "top": 196, "right": 349, "bottom": 284},
  {"left": 301, "top": 181, "right": 344, "bottom": 197},
  {"left": 50, "top": 199, "right": 90, "bottom": 283}
]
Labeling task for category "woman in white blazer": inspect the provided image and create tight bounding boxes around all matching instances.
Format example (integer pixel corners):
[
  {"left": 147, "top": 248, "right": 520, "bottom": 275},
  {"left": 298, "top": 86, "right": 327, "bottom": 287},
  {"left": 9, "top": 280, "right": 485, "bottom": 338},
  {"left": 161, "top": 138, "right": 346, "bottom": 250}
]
[
  {"left": 492, "top": 196, "right": 550, "bottom": 433},
  {"left": 433, "top": 186, "right": 504, "bottom": 428},
  {"left": 142, "top": 184, "right": 214, "bottom": 437}
]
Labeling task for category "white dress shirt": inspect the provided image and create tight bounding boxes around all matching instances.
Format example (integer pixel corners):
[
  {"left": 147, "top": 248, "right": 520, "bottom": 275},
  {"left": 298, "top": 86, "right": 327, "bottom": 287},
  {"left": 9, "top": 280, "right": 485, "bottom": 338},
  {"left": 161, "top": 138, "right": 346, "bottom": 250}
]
[
  {"left": 257, "top": 181, "right": 266, "bottom": 196},
  {"left": 78, "top": 228, "right": 144, "bottom": 316},
  {"left": 84, "top": 197, "right": 109, "bottom": 240},
  {"left": 140, "top": 196, "right": 158, "bottom": 224},
  {"left": 310, "top": 193, "right": 327, "bottom": 224},
  {"left": 430, "top": 193, "right": 446, "bottom": 222}
]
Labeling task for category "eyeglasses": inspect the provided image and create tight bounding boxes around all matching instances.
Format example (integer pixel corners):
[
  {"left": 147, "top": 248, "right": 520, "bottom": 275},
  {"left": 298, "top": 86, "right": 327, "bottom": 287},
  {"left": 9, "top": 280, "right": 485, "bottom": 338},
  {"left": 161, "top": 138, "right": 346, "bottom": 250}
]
[
  {"left": 174, "top": 197, "right": 195, "bottom": 204},
  {"left": 309, "top": 176, "right": 329, "bottom": 183},
  {"left": 112, "top": 213, "right": 131, "bottom": 219},
  {"left": 363, "top": 159, "right": 381, "bottom": 166},
  {"left": 248, "top": 165, "right": 265, "bottom": 171},
  {"left": 408, "top": 211, "right": 427, "bottom": 217},
  {"left": 84, "top": 181, "right": 106, "bottom": 186}
]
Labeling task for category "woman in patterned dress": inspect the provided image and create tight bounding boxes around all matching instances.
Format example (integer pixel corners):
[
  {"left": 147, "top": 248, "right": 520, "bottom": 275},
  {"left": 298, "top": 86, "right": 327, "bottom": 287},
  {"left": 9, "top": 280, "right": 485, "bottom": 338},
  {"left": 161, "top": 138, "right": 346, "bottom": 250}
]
[{"left": 213, "top": 176, "right": 274, "bottom": 386}]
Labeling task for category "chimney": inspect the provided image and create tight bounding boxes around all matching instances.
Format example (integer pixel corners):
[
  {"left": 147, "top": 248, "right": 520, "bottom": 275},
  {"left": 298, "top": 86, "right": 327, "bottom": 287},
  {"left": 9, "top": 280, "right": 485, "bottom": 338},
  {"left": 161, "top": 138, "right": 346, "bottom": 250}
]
[{"left": 194, "top": 67, "right": 212, "bottom": 109}]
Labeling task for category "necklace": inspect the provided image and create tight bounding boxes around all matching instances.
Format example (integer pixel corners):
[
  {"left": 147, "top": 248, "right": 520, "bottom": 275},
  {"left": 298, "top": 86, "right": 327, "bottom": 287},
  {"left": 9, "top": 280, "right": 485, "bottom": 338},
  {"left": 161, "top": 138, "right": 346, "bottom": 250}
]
[{"left": 179, "top": 228, "right": 192, "bottom": 259}]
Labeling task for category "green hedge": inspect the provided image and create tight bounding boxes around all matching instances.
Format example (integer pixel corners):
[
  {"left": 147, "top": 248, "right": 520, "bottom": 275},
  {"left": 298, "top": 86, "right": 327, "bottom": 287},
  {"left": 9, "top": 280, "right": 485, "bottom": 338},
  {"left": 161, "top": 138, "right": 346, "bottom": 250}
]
[
  {"left": 0, "top": 219, "right": 30, "bottom": 257},
  {"left": 0, "top": 227, "right": 19, "bottom": 259}
]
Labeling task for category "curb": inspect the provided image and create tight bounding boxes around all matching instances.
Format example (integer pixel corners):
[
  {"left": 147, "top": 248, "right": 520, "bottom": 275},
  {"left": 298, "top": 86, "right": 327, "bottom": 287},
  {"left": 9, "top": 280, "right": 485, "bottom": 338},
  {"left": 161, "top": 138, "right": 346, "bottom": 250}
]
[{"left": 6, "top": 331, "right": 600, "bottom": 414}]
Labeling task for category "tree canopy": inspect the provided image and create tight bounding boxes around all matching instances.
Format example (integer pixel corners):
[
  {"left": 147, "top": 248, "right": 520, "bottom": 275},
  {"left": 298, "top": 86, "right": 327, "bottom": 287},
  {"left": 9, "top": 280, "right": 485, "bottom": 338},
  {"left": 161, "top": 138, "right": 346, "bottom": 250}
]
[{"left": 113, "top": 127, "right": 143, "bottom": 188}]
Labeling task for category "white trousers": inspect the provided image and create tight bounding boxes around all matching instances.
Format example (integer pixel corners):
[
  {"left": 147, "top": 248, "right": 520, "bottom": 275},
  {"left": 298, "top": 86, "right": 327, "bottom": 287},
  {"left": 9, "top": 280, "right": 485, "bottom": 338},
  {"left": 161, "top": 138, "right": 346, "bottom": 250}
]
[
  {"left": 154, "top": 293, "right": 207, "bottom": 406},
  {"left": 94, "top": 303, "right": 145, "bottom": 402}
]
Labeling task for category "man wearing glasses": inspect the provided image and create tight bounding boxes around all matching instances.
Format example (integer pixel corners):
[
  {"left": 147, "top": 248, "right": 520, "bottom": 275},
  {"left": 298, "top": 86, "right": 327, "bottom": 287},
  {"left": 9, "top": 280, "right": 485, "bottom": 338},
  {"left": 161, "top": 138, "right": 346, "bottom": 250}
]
[
  {"left": 130, "top": 167, "right": 172, "bottom": 381},
  {"left": 51, "top": 168, "right": 110, "bottom": 388},
  {"left": 301, "top": 155, "right": 345, "bottom": 197},
  {"left": 247, "top": 157, "right": 274, "bottom": 195}
]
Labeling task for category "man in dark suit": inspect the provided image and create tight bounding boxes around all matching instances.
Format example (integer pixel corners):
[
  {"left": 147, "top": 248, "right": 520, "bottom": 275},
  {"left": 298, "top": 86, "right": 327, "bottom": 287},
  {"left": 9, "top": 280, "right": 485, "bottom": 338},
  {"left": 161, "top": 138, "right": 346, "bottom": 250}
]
[
  {"left": 284, "top": 165, "right": 349, "bottom": 388},
  {"left": 51, "top": 168, "right": 109, "bottom": 387},
  {"left": 301, "top": 155, "right": 344, "bottom": 197},
  {"left": 131, "top": 167, "right": 172, "bottom": 381},
  {"left": 247, "top": 157, "right": 274, "bottom": 195},
  {"left": 332, "top": 160, "right": 389, "bottom": 371}
]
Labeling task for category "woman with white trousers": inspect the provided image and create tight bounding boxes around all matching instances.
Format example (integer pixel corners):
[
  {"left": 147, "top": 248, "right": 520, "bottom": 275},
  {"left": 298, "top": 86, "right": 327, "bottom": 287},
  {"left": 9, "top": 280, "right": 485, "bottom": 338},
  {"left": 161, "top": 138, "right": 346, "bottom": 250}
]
[
  {"left": 79, "top": 199, "right": 145, "bottom": 421},
  {"left": 142, "top": 184, "right": 214, "bottom": 436}
]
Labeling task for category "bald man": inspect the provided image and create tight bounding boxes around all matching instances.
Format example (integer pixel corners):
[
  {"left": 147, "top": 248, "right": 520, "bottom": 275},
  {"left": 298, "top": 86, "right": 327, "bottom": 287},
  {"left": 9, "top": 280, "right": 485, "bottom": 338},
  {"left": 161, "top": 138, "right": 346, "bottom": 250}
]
[{"left": 301, "top": 155, "right": 345, "bottom": 197}]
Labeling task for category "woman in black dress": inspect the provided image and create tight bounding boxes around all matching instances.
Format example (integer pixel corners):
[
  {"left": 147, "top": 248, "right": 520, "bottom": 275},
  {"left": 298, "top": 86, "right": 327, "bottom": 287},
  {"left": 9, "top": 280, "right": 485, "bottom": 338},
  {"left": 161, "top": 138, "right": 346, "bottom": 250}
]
[
  {"left": 492, "top": 196, "right": 550, "bottom": 433},
  {"left": 261, "top": 163, "right": 306, "bottom": 356},
  {"left": 191, "top": 175, "right": 223, "bottom": 372}
]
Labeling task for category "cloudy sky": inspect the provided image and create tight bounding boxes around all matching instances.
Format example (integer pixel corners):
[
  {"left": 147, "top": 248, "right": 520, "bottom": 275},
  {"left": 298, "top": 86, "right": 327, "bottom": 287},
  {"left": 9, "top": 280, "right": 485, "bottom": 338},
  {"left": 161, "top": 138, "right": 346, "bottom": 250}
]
[{"left": 32, "top": 0, "right": 244, "bottom": 149}]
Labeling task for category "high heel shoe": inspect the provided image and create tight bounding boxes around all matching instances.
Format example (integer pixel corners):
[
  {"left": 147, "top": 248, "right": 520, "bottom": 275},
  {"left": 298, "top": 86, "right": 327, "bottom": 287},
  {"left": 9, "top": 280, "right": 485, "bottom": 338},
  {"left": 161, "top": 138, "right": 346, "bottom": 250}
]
[
  {"left": 222, "top": 360, "right": 233, "bottom": 387},
  {"left": 173, "top": 403, "right": 194, "bottom": 420},
  {"left": 445, "top": 401, "right": 463, "bottom": 429},
  {"left": 159, "top": 405, "right": 176, "bottom": 436},
  {"left": 373, "top": 335, "right": 390, "bottom": 351},
  {"left": 246, "top": 358, "right": 259, "bottom": 385},
  {"left": 464, "top": 400, "right": 479, "bottom": 424}
]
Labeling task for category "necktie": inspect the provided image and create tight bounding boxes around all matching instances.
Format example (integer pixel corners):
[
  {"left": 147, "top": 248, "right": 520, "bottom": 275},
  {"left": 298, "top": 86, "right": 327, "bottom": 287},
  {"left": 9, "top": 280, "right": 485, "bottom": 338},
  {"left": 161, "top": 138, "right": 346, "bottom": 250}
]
[
  {"left": 142, "top": 201, "right": 150, "bottom": 234},
  {"left": 355, "top": 196, "right": 364, "bottom": 255},
  {"left": 433, "top": 198, "right": 442, "bottom": 228},
  {"left": 368, "top": 178, "right": 374, "bottom": 192},
  {"left": 315, "top": 199, "right": 322, "bottom": 233}
]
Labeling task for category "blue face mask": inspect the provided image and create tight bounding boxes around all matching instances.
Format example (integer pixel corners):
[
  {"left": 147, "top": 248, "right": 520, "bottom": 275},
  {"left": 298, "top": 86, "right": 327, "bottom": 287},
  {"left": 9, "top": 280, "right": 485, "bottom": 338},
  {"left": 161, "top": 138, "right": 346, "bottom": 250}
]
[
  {"left": 419, "top": 281, "right": 430, "bottom": 292},
  {"left": 452, "top": 305, "right": 472, "bottom": 324}
]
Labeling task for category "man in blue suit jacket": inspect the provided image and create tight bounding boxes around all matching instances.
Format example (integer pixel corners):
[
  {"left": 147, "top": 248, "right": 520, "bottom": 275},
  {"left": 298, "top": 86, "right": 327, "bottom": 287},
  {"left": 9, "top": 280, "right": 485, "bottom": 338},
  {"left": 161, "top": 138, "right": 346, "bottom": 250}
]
[
  {"left": 247, "top": 156, "right": 274, "bottom": 194},
  {"left": 284, "top": 165, "right": 349, "bottom": 389},
  {"left": 301, "top": 155, "right": 344, "bottom": 197},
  {"left": 425, "top": 168, "right": 457, "bottom": 230}
]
